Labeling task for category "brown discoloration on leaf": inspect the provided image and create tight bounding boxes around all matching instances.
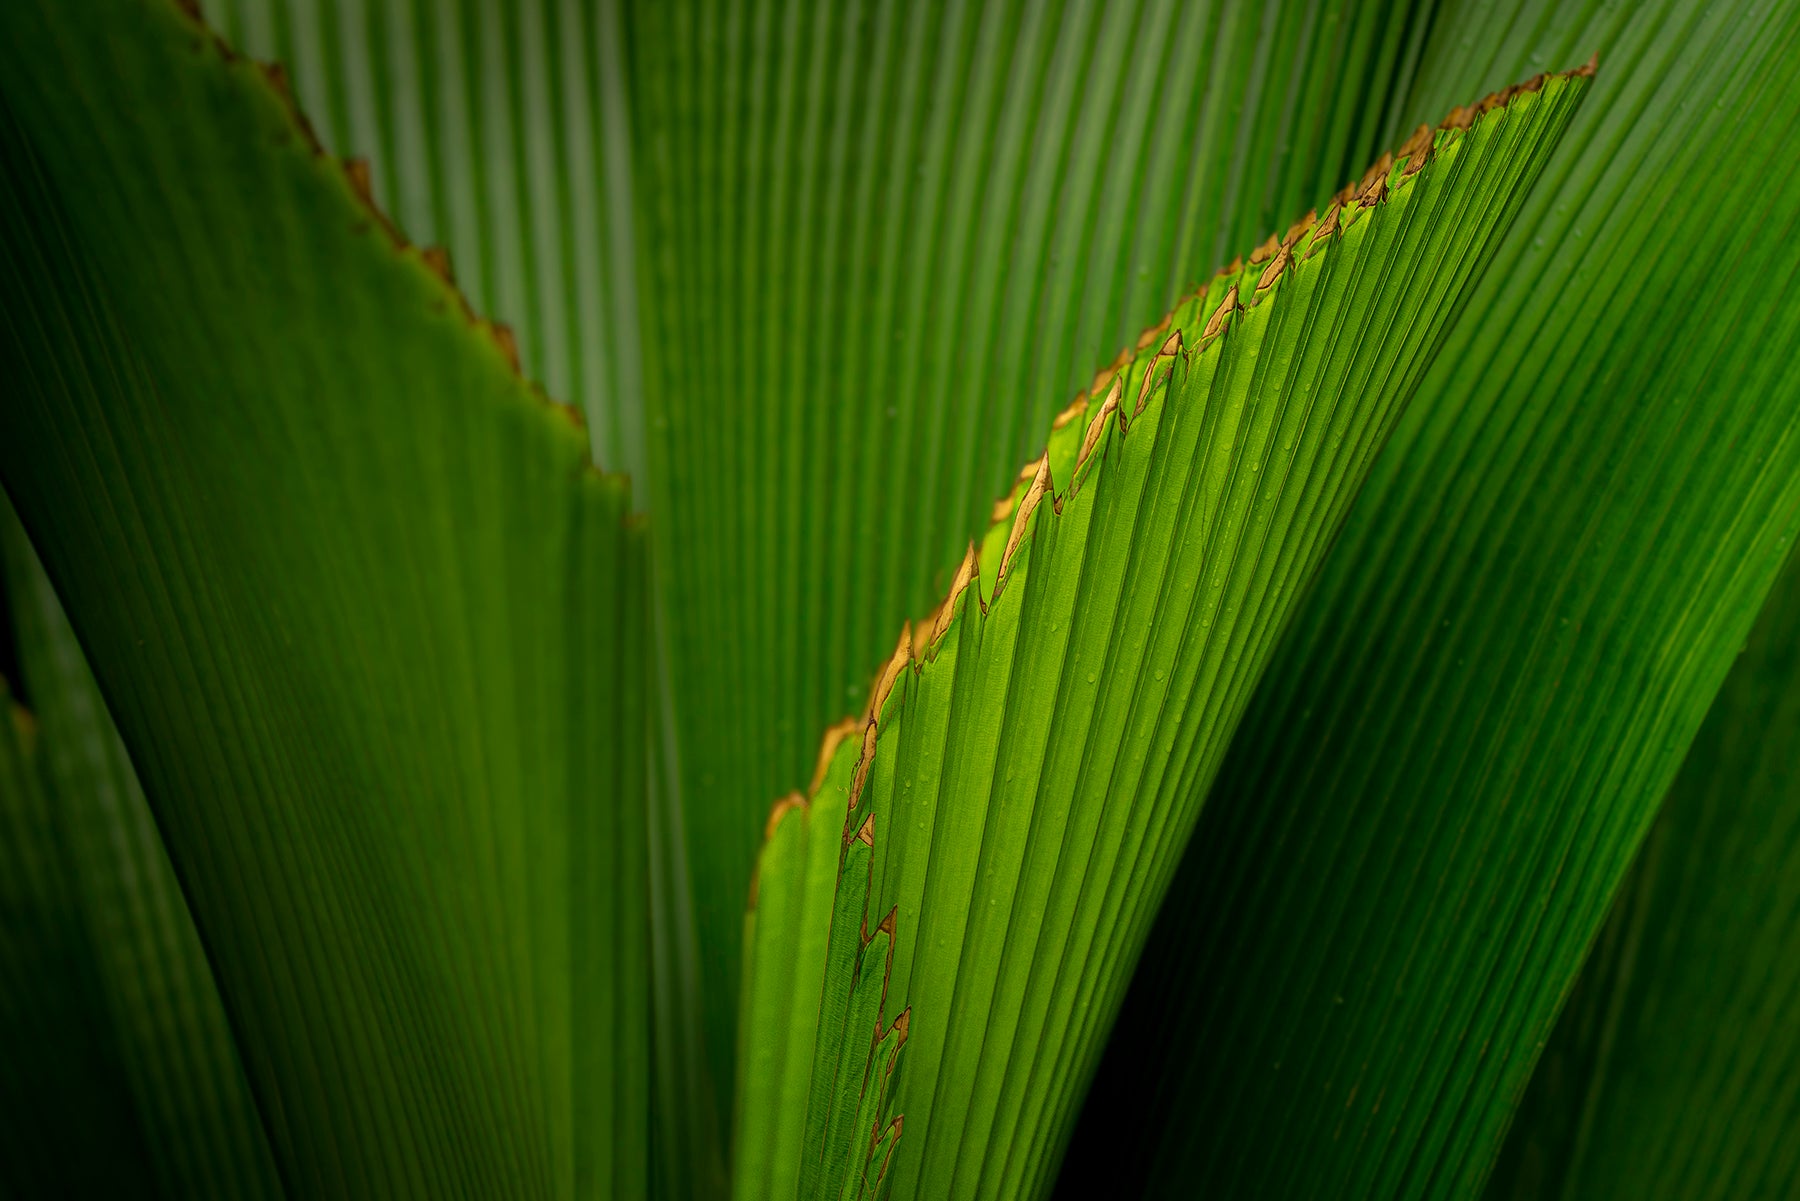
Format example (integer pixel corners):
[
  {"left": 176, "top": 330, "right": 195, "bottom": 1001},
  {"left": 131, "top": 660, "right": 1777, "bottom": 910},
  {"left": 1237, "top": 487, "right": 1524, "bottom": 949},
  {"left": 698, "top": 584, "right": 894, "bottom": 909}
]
[
  {"left": 1202, "top": 289, "right": 1240, "bottom": 343},
  {"left": 1077, "top": 376, "right": 1125, "bottom": 473},
  {"left": 848, "top": 624, "right": 913, "bottom": 809},
  {"left": 929, "top": 543, "right": 982, "bottom": 647},
  {"left": 849, "top": 721, "right": 880, "bottom": 811},
  {"left": 1308, "top": 203, "right": 1342, "bottom": 257},
  {"left": 344, "top": 157, "right": 373, "bottom": 204},
  {"left": 1221, "top": 254, "right": 1244, "bottom": 276},
  {"left": 1281, "top": 209, "right": 1317, "bottom": 251},
  {"left": 489, "top": 323, "right": 521, "bottom": 372},
  {"left": 1397, "top": 123, "right": 1434, "bottom": 177},
  {"left": 1440, "top": 104, "right": 1475, "bottom": 131},
  {"left": 1247, "top": 233, "right": 1280, "bottom": 266},
  {"left": 867, "top": 624, "right": 913, "bottom": 725},
  {"left": 1256, "top": 245, "right": 1292, "bottom": 293},
  {"left": 997, "top": 458, "right": 1051, "bottom": 589},
  {"left": 1135, "top": 330, "right": 1182, "bottom": 417},
  {"left": 422, "top": 245, "right": 454, "bottom": 285},
  {"left": 1357, "top": 167, "right": 1389, "bottom": 207},
  {"left": 1357, "top": 151, "right": 1394, "bottom": 196}
]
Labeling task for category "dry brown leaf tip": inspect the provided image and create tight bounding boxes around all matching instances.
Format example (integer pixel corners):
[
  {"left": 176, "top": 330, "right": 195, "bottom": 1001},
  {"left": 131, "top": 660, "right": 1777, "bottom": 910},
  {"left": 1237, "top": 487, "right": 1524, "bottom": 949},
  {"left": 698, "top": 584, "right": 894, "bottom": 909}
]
[
  {"left": 1281, "top": 209, "right": 1318, "bottom": 250},
  {"left": 1307, "top": 202, "right": 1343, "bottom": 256},
  {"left": 1135, "top": 330, "right": 1183, "bottom": 416},
  {"left": 1356, "top": 166, "right": 1389, "bottom": 207},
  {"left": 1202, "top": 288, "right": 1241, "bottom": 342},
  {"left": 1358, "top": 151, "right": 1395, "bottom": 195},
  {"left": 488, "top": 323, "right": 521, "bottom": 372},
  {"left": 998, "top": 458, "right": 1052, "bottom": 586},
  {"left": 1077, "top": 375, "right": 1126, "bottom": 472},
  {"left": 1255, "top": 244, "right": 1293, "bottom": 293},
  {"left": 866, "top": 624, "right": 914, "bottom": 723},
  {"left": 1247, "top": 233, "right": 1281, "bottom": 266},
  {"left": 1397, "top": 123, "right": 1434, "bottom": 176},
  {"left": 421, "top": 245, "right": 455, "bottom": 285},
  {"left": 930, "top": 543, "right": 983, "bottom": 646},
  {"left": 259, "top": 61, "right": 291, "bottom": 99},
  {"left": 344, "top": 157, "right": 373, "bottom": 204}
]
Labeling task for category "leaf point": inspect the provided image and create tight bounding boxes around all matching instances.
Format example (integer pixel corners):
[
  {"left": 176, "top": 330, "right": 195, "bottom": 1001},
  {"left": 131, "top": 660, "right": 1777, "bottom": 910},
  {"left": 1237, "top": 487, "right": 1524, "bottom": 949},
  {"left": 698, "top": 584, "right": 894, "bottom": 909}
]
[
  {"left": 1135, "top": 331, "right": 1183, "bottom": 416},
  {"left": 929, "top": 543, "right": 983, "bottom": 648},
  {"left": 1281, "top": 209, "right": 1317, "bottom": 250},
  {"left": 1202, "top": 289, "right": 1241, "bottom": 344},
  {"left": 421, "top": 244, "right": 454, "bottom": 285},
  {"left": 997, "top": 458, "right": 1052, "bottom": 590},
  {"left": 1077, "top": 375, "right": 1126, "bottom": 474},
  {"left": 1256, "top": 245, "right": 1293, "bottom": 294}
]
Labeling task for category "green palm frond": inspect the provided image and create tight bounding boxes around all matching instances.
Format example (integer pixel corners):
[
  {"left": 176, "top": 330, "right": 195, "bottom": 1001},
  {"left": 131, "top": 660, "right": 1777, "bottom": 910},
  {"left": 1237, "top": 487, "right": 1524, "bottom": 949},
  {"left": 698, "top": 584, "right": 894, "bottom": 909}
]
[{"left": 1, "top": 1, "right": 1797, "bottom": 1199}]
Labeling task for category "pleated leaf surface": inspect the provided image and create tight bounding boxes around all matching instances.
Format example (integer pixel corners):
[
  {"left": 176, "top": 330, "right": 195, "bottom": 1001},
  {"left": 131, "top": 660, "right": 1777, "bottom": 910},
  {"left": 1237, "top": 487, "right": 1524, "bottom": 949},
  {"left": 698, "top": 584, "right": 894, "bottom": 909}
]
[
  {"left": 205, "top": 0, "right": 646, "bottom": 480},
  {"left": 0, "top": 1, "right": 649, "bottom": 1196},
  {"left": 737, "top": 73, "right": 1590, "bottom": 1201},
  {"left": 627, "top": 0, "right": 1444, "bottom": 1108},
  {"left": 0, "top": 496, "right": 282, "bottom": 1199},
  {"left": 0, "top": 684, "right": 162, "bottom": 1197},
  {"left": 1487, "top": 540, "right": 1800, "bottom": 1201},
  {"left": 1068, "top": 0, "right": 1800, "bottom": 1196}
]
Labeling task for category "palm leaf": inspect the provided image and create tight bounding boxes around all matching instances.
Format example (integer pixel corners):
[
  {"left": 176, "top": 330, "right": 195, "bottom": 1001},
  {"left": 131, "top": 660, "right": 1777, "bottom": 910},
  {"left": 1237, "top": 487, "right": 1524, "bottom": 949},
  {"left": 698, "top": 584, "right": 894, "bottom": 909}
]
[
  {"left": 2, "top": 1, "right": 1799, "bottom": 1199},
  {"left": 0, "top": 495, "right": 281, "bottom": 1198},
  {"left": 735, "top": 71, "right": 1590, "bottom": 1200},
  {"left": 0, "top": 0, "right": 649, "bottom": 1193},
  {"left": 1068, "top": 0, "right": 1800, "bottom": 1195},
  {"left": 1488, "top": 539, "right": 1800, "bottom": 1200},
  {"left": 0, "top": 684, "right": 163, "bottom": 1195},
  {"left": 627, "top": 0, "right": 1445, "bottom": 1113}
]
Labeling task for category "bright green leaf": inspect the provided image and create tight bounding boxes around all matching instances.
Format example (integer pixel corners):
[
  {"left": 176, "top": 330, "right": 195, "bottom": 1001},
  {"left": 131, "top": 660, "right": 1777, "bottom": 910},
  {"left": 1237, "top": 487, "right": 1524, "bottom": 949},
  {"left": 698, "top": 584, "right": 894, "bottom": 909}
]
[
  {"left": 627, "top": 0, "right": 1447, "bottom": 1113},
  {"left": 740, "top": 71, "right": 1590, "bottom": 1201},
  {"left": 1070, "top": 0, "right": 1800, "bottom": 1196}
]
